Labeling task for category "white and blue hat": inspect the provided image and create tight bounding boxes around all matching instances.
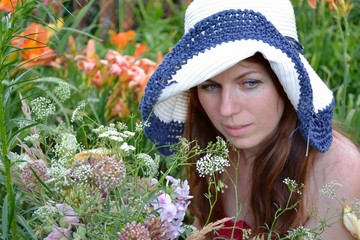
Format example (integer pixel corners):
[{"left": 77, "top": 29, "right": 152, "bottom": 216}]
[{"left": 140, "top": 0, "right": 334, "bottom": 156}]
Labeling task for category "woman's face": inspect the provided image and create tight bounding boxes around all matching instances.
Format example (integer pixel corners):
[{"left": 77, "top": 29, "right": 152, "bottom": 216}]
[{"left": 197, "top": 57, "right": 284, "bottom": 155}]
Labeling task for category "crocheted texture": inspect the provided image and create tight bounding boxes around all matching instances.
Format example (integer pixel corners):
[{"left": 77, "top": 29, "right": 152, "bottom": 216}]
[{"left": 140, "top": 9, "right": 333, "bottom": 155}]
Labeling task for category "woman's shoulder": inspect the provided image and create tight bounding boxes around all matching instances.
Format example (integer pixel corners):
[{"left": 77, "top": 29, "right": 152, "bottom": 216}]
[
  {"left": 314, "top": 130, "right": 360, "bottom": 187},
  {"left": 305, "top": 131, "right": 360, "bottom": 238},
  {"left": 324, "top": 131, "right": 359, "bottom": 176}
]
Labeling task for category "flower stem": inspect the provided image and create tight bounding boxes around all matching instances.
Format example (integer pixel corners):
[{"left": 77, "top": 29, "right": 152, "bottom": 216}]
[{"left": 0, "top": 83, "right": 17, "bottom": 238}]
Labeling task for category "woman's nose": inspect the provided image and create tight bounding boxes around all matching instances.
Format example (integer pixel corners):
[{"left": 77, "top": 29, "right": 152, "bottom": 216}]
[{"left": 219, "top": 88, "right": 240, "bottom": 117}]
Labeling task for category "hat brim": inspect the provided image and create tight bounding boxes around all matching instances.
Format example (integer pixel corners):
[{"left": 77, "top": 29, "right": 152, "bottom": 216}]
[{"left": 141, "top": 9, "right": 334, "bottom": 155}]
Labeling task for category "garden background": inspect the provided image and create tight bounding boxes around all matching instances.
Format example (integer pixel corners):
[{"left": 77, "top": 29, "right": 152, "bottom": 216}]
[{"left": 0, "top": 0, "right": 359, "bottom": 239}]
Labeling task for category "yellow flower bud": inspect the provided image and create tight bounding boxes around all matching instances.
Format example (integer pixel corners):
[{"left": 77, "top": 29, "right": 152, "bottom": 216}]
[{"left": 343, "top": 204, "right": 360, "bottom": 239}]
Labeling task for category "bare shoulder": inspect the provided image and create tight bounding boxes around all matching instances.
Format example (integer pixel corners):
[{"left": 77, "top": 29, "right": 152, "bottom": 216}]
[
  {"left": 305, "top": 131, "right": 360, "bottom": 239},
  {"left": 315, "top": 131, "right": 360, "bottom": 198}
]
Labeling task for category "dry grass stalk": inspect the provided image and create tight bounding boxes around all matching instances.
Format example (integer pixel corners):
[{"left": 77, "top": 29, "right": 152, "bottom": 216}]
[{"left": 186, "top": 217, "right": 234, "bottom": 240}]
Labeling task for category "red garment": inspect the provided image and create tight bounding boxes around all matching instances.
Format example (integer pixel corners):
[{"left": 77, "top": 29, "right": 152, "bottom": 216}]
[{"left": 215, "top": 219, "right": 251, "bottom": 239}]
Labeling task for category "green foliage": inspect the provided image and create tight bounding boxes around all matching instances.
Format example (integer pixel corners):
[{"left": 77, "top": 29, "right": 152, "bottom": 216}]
[
  {"left": 0, "top": 0, "right": 359, "bottom": 238},
  {"left": 293, "top": 0, "right": 360, "bottom": 143}
]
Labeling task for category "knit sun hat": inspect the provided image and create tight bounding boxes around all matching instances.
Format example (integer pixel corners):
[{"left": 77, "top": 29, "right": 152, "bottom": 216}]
[{"left": 140, "top": 0, "right": 334, "bottom": 156}]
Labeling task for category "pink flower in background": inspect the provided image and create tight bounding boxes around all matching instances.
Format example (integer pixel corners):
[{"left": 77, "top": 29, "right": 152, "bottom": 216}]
[
  {"left": 91, "top": 70, "right": 103, "bottom": 88},
  {"left": 55, "top": 203, "right": 80, "bottom": 227},
  {"left": 44, "top": 226, "right": 71, "bottom": 240}
]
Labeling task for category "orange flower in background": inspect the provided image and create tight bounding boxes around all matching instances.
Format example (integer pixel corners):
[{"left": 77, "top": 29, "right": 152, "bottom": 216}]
[
  {"left": 72, "top": 32, "right": 158, "bottom": 120},
  {"left": 308, "top": 0, "right": 353, "bottom": 13},
  {"left": 0, "top": 0, "right": 17, "bottom": 12},
  {"left": 308, "top": 0, "right": 317, "bottom": 8},
  {"left": 134, "top": 43, "right": 147, "bottom": 59},
  {"left": 109, "top": 30, "right": 136, "bottom": 51},
  {"left": 11, "top": 22, "right": 58, "bottom": 68}
]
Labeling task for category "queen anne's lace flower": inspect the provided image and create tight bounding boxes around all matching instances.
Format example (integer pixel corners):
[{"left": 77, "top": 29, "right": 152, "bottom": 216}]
[
  {"left": 319, "top": 180, "right": 343, "bottom": 199},
  {"left": 30, "top": 97, "right": 56, "bottom": 120},
  {"left": 54, "top": 83, "right": 71, "bottom": 103},
  {"left": 71, "top": 102, "right": 87, "bottom": 122},
  {"left": 196, "top": 154, "right": 230, "bottom": 177},
  {"left": 286, "top": 226, "right": 315, "bottom": 239},
  {"left": 54, "top": 133, "right": 80, "bottom": 162},
  {"left": 118, "top": 222, "right": 151, "bottom": 240},
  {"left": 136, "top": 153, "right": 160, "bottom": 178},
  {"left": 69, "top": 162, "right": 93, "bottom": 184}
]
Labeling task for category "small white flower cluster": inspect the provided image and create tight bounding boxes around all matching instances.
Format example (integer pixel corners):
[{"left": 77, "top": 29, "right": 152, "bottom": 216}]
[
  {"left": 196, "top": 154, "right": 230, "bottom": 177},
  {"left": 319, "top": 180, "right": 343, "bottom": 199},
  {"left": 18, "top": 119, "right": 31, "bottom": 129},
  {"left": 135, "top": 121, "right": 149, "bottom": 132},
  {"left": 33, "top": 205, "right": 57, "bottom": 219},
  {"left": 54, "top": 83, "right": 71, "bottom": 103},
  {"left": 93, "top": 123, "right": 136, "bottom": 155},
  {"left": 136, "top": 153, "right": 160, "bottom": 178},
  {"left": 24, "top": 133, "right": 40, "bottom": 142},
  {"left": 71, "top": 102, "right": 87, "bottom": 122},
  {"left": 70, "top": 163, "right": 93, "bottom": 184},
  {"left": 286, "top": 225, "right": 315, "bottom": 239},
  {"left": 283, "top": 178, "right": 303, "bottom": 194},
  {"left": 30, "top": 97, "right": 56, "bottom": 120},
  {"left": 48, "top": 162, "right": 70, "bottom": 188},
  {"left": 54, "top": 133, "right": 80, "bottom": 161}
]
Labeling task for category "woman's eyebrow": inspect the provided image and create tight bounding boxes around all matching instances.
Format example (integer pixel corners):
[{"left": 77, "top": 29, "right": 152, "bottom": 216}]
[{"left": 207, "top": 70, "right": 262, "bottom": 82}]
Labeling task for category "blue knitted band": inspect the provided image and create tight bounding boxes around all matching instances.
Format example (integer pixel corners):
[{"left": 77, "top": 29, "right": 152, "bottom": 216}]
[{"left": 140, "top": 9, "right": 333, "bottom": 155}]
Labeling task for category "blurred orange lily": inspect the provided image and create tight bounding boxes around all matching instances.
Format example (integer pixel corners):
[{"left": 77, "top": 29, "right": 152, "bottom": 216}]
[
  {"left": 11, "top": 22, "right": 58, "bottom": 68},
  {"left": 308, "top": 0, "right": 353, "bottom": 14},
  {"left": 109, "top": 30, "right": 136, "bottom": 51},
  {"left": 134, "top": 43, "right": 147, "bottom": 59},
  {"left": 0, "top": 0, "right": 17, "bottom": 12}
]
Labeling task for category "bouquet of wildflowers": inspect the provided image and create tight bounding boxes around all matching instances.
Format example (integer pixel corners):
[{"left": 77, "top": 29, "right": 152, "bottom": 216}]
[{"left": 14, "top": 100, "right": 195, "bottom": 239}]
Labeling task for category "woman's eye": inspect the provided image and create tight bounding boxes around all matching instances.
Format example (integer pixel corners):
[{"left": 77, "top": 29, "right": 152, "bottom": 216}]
[
  {"left": 199, "top": 83, "right": 219, "bottom": 91},
  {"left": 243, "top": 80, "right": 260, "bottom": 88}
]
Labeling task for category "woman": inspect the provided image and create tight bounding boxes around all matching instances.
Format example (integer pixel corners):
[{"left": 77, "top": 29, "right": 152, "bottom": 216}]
[{"left": 140, "top": 0, "right": 360, "bottom": 238}]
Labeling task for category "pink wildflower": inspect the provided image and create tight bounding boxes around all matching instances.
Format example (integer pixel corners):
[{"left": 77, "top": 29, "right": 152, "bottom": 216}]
[
  {"left": 44, "top": 225, "right": 71, "bottom": 240},
  {"left": 55, "top": 203, "right": 80, "bottom": 227},
  {"left": 118, "top": 221, "right": 151, "bottom": 240},
  {"left": 93, "top": 156, "right": 126, "bottom": 190},
  {"left": 21, "top": 159, "right": 49, "bottom": 190}
]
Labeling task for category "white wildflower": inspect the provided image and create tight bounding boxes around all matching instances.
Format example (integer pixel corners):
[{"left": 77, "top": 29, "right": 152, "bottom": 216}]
[
  {"left": 286, "top": 226, "right": 315, "bottom": 239},
  {"left": 30, "top": 97, "right": 56, "bottom": 120},
  {"left": 71, "top": 102, "right": 87, "bottom": 122},
  {"left": 196, "top": 154, "right": 230, "bottom": 177},
  {"left": 18, "top": 119, "right": 31, "bottom": 129},
  {"left": 33, "top": 205, "right": 57, "bottom": 218},
  {"left": 283, "top": 178, "right": 303, "bottom": 194},
  {"left": 136, "top": 153, "right": 160, "bottom": 177},
  {"left": 49, "top": 163, "right": 70, "bottom": 188},
  {"left": 135, "top": 121, "right": 148, "bottom": 132},
  {"left": 120, "top": 142, "right": 135, "bottom": 154},
  {"left": 54, "top": 83, "right": 71, "bottom": 102},
  {"left": 54, "top": 133, "right": 80, "bottom": 161},
  {"left": 24, "top": 133, "right": 40, "bottom": 142},
  {"left": 70, "top": 163, "right": 93, "bottom": 184},
  {"left": 319, "top": 180, "right": 343, "bottom": 199}
]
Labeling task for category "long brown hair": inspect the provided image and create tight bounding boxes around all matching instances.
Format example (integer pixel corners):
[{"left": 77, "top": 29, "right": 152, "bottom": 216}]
[{"left": 183, "top": 53, "right": 316, "bottom": 237}]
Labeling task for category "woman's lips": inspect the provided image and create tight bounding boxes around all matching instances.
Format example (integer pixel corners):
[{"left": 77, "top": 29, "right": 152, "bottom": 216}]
[{"left": 223, "top": 124, "right": 252, "bottom": 137}]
